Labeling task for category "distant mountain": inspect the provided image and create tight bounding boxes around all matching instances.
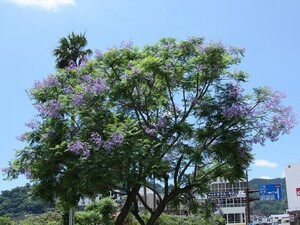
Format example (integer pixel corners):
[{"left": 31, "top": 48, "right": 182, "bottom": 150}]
[
  {"left": 249, "top": 178, "right": 287, "bottom": 216},
  {"left": 0, "top": 184, "right": 55, "bottom": 217}
]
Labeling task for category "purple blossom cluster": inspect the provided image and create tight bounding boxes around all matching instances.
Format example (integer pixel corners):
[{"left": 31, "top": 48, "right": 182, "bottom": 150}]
[
  {"left": 226, "top": 83, "right": 244, "bottom": 98},
  {"left": 34, "top": 76, "right": 59, "bottom": 89},
  {"left": 95, "top": 49, "right": 103, "bottom": 59},
  {"left": 1, "top": 167, "right": 11, "bottom": 173},
  {"left": 261, "top": 89, "right": 286, "bottom": 110},
  {"left": 222, "top": 103, "right": 247, "bottom": 118},
  {"left": 162, "top": 41, "right": 175, "bottom": 49},
  {"left": 64, "top": 85, "right": 73, "bottom": 94},
  {"left": 27, "top": 151, "right": 36, "bottom": 160},
  {"left": 120, "top": 40, "right": 134, "bottom": 49},
  {"left": 157, "top": 116, "right": 168, "bottom": 128},
  {"left": 44, "top": 77, "right": 59, "bottom": 87},
  {"left": 24, "top": 169, "right": 32, "bottom": 179},
  {"left": 25, "top": 120, "right": 37, "bottom": 129},
  {"left": 219, "top": 85, "right": 296, "bottom": 146},
  {"left": 16, "top": 133, "right": 27, "bottom": 142},
  {"left": 79, "top": 57, "right": 88, "bottom": 67},
  {"left": 36, "top": 99, "right": 61, "bottom": 118},
  {"left": 82, "top": 74, "right": 92, "bottom": 82},
  {"left": 144, "top": 116, "right": 168, "bottom": 136},
  {"left": 256, "top": 105, "right": 296, "bottom": 143},
  {"left": 34, "top": 80, "right": 43, "bottom": 88},
  {"left": 215, "top": 40, "right": 225, "bottom": 49},
  {"left": 68, "top": 140, "right": 90, "bottom": 157},
  {"left": 221, "top": 83, "right": 249, "bottom": 118},
  {"left": 68, "top": 60, "right": 77, "bottom": 69},
  {"left": 73, "top": 94, "right": 85, "bottom": 107},
  {"left": 193, "top": 39, "right": 206, "bottom": 53},
  {"left": 145, "top": 128, "right": 157, "bottom": 136},
  {"left": 91, "top": 132, "right": 103, "bottom": 147},
  {"left": 105, "top": 132, "right": 124, "bottom": 152},
  {"left": 246, "top": 88, "right": 296, "bottom": 145},
  {"left": 82, "top": 74, "right": 108, "bottom": 96}
]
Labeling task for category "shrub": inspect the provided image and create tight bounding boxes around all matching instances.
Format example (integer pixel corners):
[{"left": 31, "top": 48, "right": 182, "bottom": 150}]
[
  {"left": 75, "top": 210, "right": 102, "bottom": 225},
  {"left": 0, "top": 216, "right": 16, "bottom": 225},
  {"left": 20, "top": 212, "right": 62, "bottom": 225}
]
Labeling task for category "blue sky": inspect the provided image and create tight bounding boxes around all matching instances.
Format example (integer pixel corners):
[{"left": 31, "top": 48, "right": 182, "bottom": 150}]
[{"left": 1, "top": 0, "right": 300, "bottom": 191}]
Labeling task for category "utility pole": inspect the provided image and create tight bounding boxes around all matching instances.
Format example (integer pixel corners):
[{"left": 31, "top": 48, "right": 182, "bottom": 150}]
[
  {"left": 69, "top": 208, "right": 75, "bottom": 225},
  {"left": 245, "top": 188, "right": 258, "bottom": 224},
  {"left": 245, "top": 171, "right": 258, "bottom": 225}
]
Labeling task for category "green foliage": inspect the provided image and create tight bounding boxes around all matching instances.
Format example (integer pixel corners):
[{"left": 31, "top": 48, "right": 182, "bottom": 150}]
[
  {"left": 123, "top": 213, "right": 139, "bottom": 225},
  {"left": 20, "top": 212, "right": 62, "bottom": 225},
  {"left": 53, "top": 31, "right": 92, "bottom": 69},
  {"left": 97, "top": 197, "right": 117, "bottom": 221},
  {"left": 141, "top": 212, "right": 225, "bottom": 225},
  {"left": 75, "top": 211, "right": 102, "bottom": 225},
  {"left": 0, "top": 216, "right": 15, "bottom": 225},
  {"left": 6, "top": 36, "right": 296, "bottom": 225},
  {"left": 75, "top": 197, "right": 117, "bottom": 225}
]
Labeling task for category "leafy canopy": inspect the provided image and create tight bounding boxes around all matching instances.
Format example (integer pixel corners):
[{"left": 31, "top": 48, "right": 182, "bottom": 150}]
[{"left": 5, "top": 37, "right": 296, "bottom": 224}]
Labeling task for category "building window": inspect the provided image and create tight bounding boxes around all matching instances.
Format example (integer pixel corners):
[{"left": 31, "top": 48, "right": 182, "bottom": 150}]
[
  {"left": 227, "top": 213, "right": 242, "bottom": 224},
  {"left": 228, "top": 214, "right": 234, "bottom": 223},
  {"left": 219, "top": 183, "right": 225, "bottom": 192},
  {"left": 235, "top": 213, "right": 241, "bottom": 223},
  {"left": 227, "top": 198, "right": 234, "bottom": 207},
  {"left": 226, "top": 183, "right": 231, "bottom": 191}
]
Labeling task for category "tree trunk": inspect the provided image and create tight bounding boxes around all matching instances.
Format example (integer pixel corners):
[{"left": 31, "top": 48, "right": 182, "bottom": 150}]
[
  {"left": 131, "top": 199, "right": 145, "bottom": 225},
  {"left": 146, "top": 189, "right": 181, "bottom": 225},
  {"left": 115, "top": 185, "right": 141, "bottom": 225},
  {"left": 146, "top": 201, "right": 166, "bottom": 225}
]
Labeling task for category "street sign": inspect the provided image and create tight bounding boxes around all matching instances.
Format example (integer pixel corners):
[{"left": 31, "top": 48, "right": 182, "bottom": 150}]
[
  {"left": 296, "top": 187, "right": 300, "bottom": 196},
  {"left": 206, "top": 191, "right": 237, "bottom": 198},
  {"left": 237, "top": 190, "right": 246, "bottom": 198},
  {"left": 259, "top": 183, "right": 282, "bottom": 200}
]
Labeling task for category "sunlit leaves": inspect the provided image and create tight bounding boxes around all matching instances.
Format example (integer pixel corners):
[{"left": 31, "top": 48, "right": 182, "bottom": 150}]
[{"left": 6, "top": 37, "right": 296, "bottom": 223}]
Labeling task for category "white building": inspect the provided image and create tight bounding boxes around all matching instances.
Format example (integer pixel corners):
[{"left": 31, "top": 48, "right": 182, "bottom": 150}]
[
  {"left": 137, "top": 187, "right": 189, "bottom": 215},
  {"left": 207, "top": 178, "right": 247, "bottom": 225},
  {"left": 285, "top": 162, "right": 300, "bottom": 225},
  {"left": 270, "top": 214, "right": 290, "bottom": 225},
  {"left": 285, "top": 163, "right": 300, "bottom": 212}
]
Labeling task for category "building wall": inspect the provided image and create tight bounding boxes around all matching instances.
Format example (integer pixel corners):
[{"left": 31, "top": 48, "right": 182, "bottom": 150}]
[
  {"left": 270, "top": 214, "right": 290, "bottom": 225},
  {"left": 285, "top": 163, "right": 300, "bottom": 212},
  {"left": 208, "top": 178, "right": 247, "bottom": 225}
]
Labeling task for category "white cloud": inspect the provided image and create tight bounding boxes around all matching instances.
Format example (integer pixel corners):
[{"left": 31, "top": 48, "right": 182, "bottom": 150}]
[
  {"left": 259, "top": 176, "right": 272, "bottom": 179},
  {"left": 5, "top": 0, "right": 76, "bottom": 10},
  {"left": 254, "top": 159, "right": 278, "bottom": 168}
]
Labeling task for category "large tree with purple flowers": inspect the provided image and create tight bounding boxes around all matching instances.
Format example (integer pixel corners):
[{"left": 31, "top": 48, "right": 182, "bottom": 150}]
[{"left": 5, "top": 37, "right": 296, "bottom": 225}]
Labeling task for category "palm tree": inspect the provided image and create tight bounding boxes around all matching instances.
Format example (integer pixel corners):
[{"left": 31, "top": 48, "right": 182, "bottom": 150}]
[
  {"left": 53, "top": 33, "right": 92, "bottom": 225},
  {"left": 53, "top": 32, "right": 92, "bottom": 69}
]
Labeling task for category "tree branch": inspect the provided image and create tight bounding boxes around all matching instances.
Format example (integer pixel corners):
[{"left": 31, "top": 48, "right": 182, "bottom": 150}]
[{"left": 137, "top": 192, "right": 153, "bottom": 214}]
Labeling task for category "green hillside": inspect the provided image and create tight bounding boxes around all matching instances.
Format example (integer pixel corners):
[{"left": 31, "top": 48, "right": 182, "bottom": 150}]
[{"left": 0, "top": 184, "right": 55, "bottom": 218}]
